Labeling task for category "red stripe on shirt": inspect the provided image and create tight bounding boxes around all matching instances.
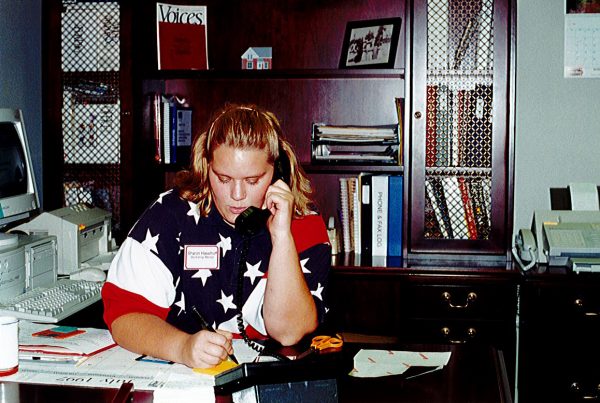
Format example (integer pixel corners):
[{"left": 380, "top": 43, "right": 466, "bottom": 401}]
[
  {"left": 291, "top": 214, "right": 330, "bottom": 253},
  {"left": 102, "top": 282, "right": 170, "bottom": 331}
]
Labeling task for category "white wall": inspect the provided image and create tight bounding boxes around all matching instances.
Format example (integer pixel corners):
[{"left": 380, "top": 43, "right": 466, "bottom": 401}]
[
  {"left": 514, "top": 0, "right": 600, "bottom": 231},
  {"left": 0, "top": 0, "right": 43, "bottom": 204}
]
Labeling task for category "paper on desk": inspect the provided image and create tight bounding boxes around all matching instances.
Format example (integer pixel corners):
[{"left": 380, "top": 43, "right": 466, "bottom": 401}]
[
  {"left": 19, "top": 321, "right": 116, "bottom": 357},
  {"left": 349, "top": 350, "right": 452, "bottom": 378},
  {"left": 8, "top": 345, "right": 216, "bottom": 401}
]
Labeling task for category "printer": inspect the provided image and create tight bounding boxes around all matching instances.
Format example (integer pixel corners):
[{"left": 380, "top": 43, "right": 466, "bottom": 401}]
[{"left": 16, "top": 204, "right": 112, "bottom": 275}]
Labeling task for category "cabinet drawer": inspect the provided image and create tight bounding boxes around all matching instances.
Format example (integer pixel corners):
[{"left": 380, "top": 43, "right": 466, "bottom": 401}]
[
  {"left": 399, "top": 318, "right": 513, "bottom": 346},
  {"left": 399, "top": 284, "right": 516, "bottom": 320},
  {"left": 522, "top": 284, "right": 600, "bottom": 319}
]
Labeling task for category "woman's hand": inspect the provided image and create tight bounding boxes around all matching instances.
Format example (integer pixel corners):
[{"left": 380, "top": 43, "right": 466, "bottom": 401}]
[
  {"left": 264, "top": 179, "right": 294, "bottom": 238},
  {"left": 180, "top": 329, "right": 234, "bottom": 368}
]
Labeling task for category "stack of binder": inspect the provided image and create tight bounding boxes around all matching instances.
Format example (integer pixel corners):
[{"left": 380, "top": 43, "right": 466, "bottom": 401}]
[{"left": 311, "top": 123, "right": 400, "bottom": 165}]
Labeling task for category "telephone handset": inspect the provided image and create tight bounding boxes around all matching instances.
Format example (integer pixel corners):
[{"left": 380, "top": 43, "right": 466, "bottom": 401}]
[
  {"left": 513, "top": 228, "right": 537, "bottom": 271},
  {"left": 234, "top": 149, "right": 291, "bottom": 236}
]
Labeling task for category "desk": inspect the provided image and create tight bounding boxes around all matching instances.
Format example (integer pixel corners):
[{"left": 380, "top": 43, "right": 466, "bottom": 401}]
[{"left": 1, "top": 343, "right": 511, "bottom": 403}]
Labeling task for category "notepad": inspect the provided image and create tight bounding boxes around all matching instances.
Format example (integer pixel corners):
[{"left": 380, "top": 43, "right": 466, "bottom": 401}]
[{"left": 193, "top": 359, "right": 238, "bottom": 376}]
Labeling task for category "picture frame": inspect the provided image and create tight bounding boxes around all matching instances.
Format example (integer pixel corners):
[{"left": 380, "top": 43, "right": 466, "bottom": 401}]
[{"left": 339, "top": 17, "right": 402, "bottom": 69}]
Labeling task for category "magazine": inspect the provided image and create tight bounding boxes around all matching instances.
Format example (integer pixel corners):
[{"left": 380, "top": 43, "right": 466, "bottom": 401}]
[{"left": 156, "top": 2, "right": 208, "bottom": 70}]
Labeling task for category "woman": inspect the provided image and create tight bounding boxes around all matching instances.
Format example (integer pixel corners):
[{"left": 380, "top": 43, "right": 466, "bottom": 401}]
[{"left": 102, "top": 104, "right": 331, "bottom": 369}]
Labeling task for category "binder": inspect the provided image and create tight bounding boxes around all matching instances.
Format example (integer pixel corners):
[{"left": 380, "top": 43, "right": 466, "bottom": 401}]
[{"left": 387, "top": 175, "right": 403, "bottom": 257}]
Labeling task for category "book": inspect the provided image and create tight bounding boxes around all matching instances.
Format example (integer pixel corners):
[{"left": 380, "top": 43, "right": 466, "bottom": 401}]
[
  {"left": 349, "top": 176, "right": 361, "bottom": 254},
  {"left": 371, "top": 175, "right": 389, "bottom": 257},
  {"left": 387, "top": 175, "right": 403, "bottom": 257},
  {"left": 156, "top": 3, "right": 208, "bottom": 70},
  {"left": 425, "top": 178, "right": 449, "bottom": 238},
  {"left": 175, "top": 105, "right": 193, "bottom": 166},
  {"left": 394, "top": 97, "right": 404, "bottom": 165},
  {"left": 18, "top": 322, "right": 116, "bottom": 363},
  {"left": 161, "top": 95, "right": 173, "bottom": 164},
  {"left": 359, "top": 173, "right": 373, "bottom": 256},
  {"left": 442, "top": 176, "right": 469, "bottom": 239},
  {"left": 61, "top": 2, "right": 120, "bottom": 72},
  {"left": 425, "top": 85, "right": 438, "bottom": 167},
  {"left": 468, "top": 178, "right": 490, "bottom": 239},
  {"left": 339, "top": 178, "right": 352, "bottom": 252},
  {"left": 347, "top": 177, "right": 357, "bottom": 252},
  {"left": 458, "top": 177, "right": 478, "bottom": 240},
  {"left": 435, "top": 85, "right": 452, "bottom": 167},
  {"left": 464, "top": 84, "right": 493, "bottom": 167}
]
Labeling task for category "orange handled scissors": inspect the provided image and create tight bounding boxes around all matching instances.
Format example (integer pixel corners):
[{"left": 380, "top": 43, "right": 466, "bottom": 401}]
[{"left": 297, "top": 334, "right": 344, "bottom": 359}]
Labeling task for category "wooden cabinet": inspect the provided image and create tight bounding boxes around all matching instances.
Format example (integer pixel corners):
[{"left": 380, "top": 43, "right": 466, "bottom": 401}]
[
  {"left": 407, "top": 0, "right": 515, "bottom": 263},
  {"left": 519, "top": 268, "right": 600, "bottom": 403},
  {"left": 328, "top": 266, "right": 518, "bottom": 389}
]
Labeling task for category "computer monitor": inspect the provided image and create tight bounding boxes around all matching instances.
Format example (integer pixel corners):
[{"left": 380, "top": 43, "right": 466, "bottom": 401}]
[{"left": 0, "top": 109, "right": 40, "bottom": 246}]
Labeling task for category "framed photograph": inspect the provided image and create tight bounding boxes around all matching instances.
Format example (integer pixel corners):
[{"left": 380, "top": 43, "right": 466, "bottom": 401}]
[{"left": 339, "top": 17, "right": 402, "bottom": 69}]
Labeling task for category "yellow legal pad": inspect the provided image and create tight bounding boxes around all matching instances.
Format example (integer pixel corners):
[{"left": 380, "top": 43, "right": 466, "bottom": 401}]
[{"left": 193, "top": 359, "right": 238, "bottom": 376}]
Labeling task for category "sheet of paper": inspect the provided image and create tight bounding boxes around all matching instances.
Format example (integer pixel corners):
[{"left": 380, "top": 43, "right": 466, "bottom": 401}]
[
  {"left": 19, "top": 322, "right": 116, "bottom": 356},
  {"left": 349, "top": 349, "right": 452, "bottom": 378},
  {"left": 9, "top": 333, "right": 263, "bottom": 401}
]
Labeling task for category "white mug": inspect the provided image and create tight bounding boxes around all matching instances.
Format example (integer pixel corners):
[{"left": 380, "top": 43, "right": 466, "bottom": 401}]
[{"left": 0, "top": 316, "right": 18, "bottom": 376}]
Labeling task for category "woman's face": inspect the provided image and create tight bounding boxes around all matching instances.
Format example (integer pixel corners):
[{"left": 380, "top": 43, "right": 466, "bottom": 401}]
[{"left": 208, "top": 144, "right": 274, "bottom": 226}]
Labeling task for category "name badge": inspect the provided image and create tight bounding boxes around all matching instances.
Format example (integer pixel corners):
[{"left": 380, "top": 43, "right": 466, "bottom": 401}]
[{"left": 184, "top": 245, "right": 220, "bottom": 270}]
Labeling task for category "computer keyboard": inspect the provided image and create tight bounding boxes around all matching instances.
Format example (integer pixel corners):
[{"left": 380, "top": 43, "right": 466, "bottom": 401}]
[{"left": 0, "top": 279, "right": 103, "bottom": 323}]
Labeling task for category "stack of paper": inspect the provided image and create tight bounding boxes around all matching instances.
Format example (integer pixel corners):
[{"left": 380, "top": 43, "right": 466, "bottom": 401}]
[{"left": 18, "top": 322, "right": 117, "bottom": 364}]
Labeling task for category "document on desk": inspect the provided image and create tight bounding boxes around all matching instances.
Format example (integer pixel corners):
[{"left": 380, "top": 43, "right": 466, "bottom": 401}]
[
  {"left": 18, "top": 321, "right": 117, "bottom": 361},
  {"left": 7, "top": 336, "right": 261, "bottom": 403},
  {"left": 349, "top": 349, "right": 452, "bottom": 378}
]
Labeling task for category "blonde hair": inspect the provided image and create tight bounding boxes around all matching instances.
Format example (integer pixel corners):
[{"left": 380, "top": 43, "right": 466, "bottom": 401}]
[{"left": 174, "top": 103, "right": 314, "bottom": 217}]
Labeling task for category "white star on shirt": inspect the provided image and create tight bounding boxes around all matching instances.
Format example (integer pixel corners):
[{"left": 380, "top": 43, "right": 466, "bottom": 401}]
[
  {"left": 244, "top": 261, "right": 263, "bottom": 285},
  {"left": 142, "top": 229, "right": 159, "bottom": 254},
  {"left": 217, "top": 290, "right": 236, "bottom": 313},
  {"left": 311, "top": 282, "right": 324, "bottom": 301},
  {"left": 217, "top": 234, "right": 232, "bottom": 257},
  {"left": 187, "top": 201, "right": 201, "bottom": 224},
  {"left": 176, "top": 232, "right": 183, "bottom": 254},
  {"left": 175, "top": 292, "right": 185, "bottom": 316},
  {"left": 300, "top": 258, "right": 311, "bottom": 274},
  {"left": 192, "top": 269, "right": 212, "bottom": 286},
  {"left": 157, "top": 189, "right": 172, "bottom": 204}
]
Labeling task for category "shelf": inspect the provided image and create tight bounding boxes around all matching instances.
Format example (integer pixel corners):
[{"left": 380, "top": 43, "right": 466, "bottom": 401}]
[
  {"left": 142, "top": 68, "right": 405, "bottom": 80},
  {"left": 302, "top": 164, "right": 404, "bottom": 174}
]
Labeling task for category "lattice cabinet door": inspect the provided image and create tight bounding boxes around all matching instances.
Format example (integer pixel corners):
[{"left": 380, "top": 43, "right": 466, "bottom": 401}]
[
  {"left": 409, "top": 0, "right": 513, "bottom": 261},
  {"left": 59, "top": 0, "right": 123, "bottom": 234}
]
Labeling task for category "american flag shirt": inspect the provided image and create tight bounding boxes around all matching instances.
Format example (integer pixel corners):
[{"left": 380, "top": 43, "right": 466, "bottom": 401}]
[{"left": 102, "top": 189, "right": 331, "bottom": 338}]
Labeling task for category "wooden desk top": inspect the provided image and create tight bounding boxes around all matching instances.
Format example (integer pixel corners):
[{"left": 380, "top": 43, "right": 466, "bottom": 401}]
[{"left": 0, "top": 343, "right": 511, "bottom": 403}]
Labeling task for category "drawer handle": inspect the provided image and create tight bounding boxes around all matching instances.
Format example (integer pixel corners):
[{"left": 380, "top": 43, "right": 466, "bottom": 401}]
[
  {"left": 441, "top": 291, "right": 477, "bottom": 309},
  {"left": 441, "top": 327, "right": 477, "bottom": 344},
  {"left": 569, "top": 382, "right": 600, "bottom": 400},
  {"left": 574, "top": 298, "right": 600, "bottom": 316}
]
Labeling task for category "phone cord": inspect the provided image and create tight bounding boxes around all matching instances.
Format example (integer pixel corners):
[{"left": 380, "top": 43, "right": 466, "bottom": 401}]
[
  {"left": 236, "top": 237, "right": 289, "bottom": 361},
  {"left": 236, "top": 237, "right": 265, "bottom": 354}
]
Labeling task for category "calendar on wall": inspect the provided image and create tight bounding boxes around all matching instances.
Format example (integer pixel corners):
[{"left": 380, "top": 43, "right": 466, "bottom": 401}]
[{"left": 565, "top": 1, "right": 600, "bottom": 78}]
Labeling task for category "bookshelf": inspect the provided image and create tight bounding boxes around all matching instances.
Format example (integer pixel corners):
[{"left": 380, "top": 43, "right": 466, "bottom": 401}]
[
  {"left": 42, "top": 0, "right": 134, "bottom": 243},
  {"left": 132, "top": 0, "right": 407, "bottom": 246},
  {"left": 132, "top": 0, "right": 515, "bottom": 267},
  {"left": 408, "top": 0, "right": 515, "bottom": 263}
]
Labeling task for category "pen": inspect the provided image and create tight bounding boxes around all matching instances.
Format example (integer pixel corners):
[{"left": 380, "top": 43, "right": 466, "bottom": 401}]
[{"left": 192, "top": 305, "right": 239, "bottom": 364}]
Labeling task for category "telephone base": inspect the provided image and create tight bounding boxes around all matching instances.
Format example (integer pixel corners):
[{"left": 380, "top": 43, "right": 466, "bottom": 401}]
[{"left": 232, "top": 378, "right": 337, "bottom": 403}]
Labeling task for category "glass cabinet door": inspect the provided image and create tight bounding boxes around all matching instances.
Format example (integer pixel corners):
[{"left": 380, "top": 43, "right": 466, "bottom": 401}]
[{"left": 409, "top": 0, "right": 512, "bottom": 260}]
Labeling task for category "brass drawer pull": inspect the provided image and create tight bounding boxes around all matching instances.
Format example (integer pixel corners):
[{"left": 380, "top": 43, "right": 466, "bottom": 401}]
[
  {"left": 569, "top": 381, "right": 600, "bottom": 400},
  {"left": 441, "top": 327, "right": 477, "bottom": 344},
  {"left": 442, "top": 291, "right": 477, "bottom": 309},
  {"left": 574, "top": 298, "right": 600, "bottom": 316}
]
